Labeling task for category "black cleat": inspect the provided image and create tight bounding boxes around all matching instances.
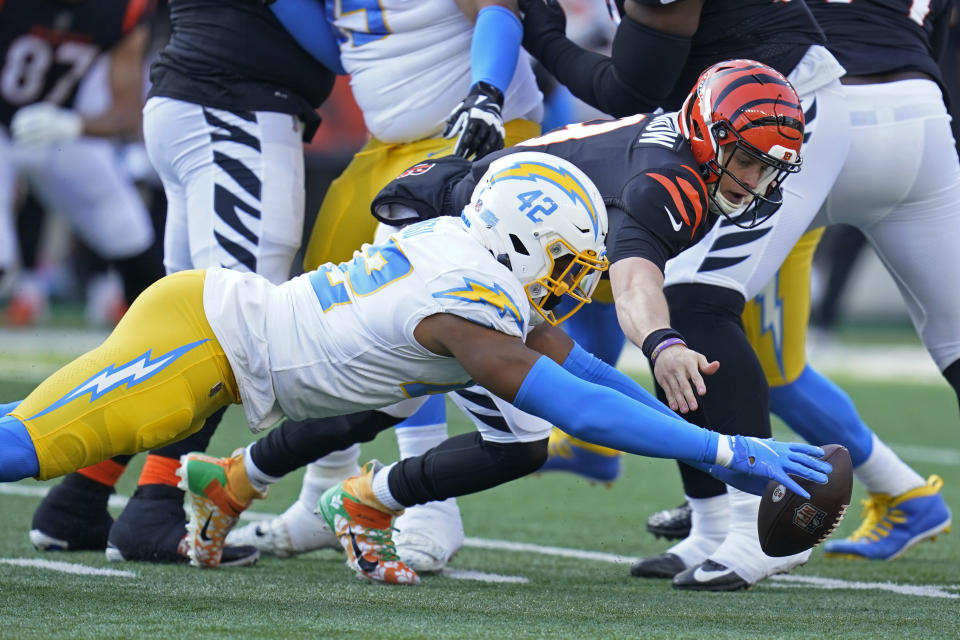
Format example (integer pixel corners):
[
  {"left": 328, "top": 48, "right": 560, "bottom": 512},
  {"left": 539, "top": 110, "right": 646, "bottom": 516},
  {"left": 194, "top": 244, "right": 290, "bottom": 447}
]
[
  {"left": 30, "top": 473, "right": 114, "bottom": 551},
  {"left": 671, "top": 560, "right": 750, "bottom": 592},
  {"left": 105, "top": 484, "right": 259, "bottom": 567},
  {"left": 646, "top": 501, "right": 692, "bottom": 540},
  {"left": 629, "top": 552, "right": 687, "bottom": 579}
]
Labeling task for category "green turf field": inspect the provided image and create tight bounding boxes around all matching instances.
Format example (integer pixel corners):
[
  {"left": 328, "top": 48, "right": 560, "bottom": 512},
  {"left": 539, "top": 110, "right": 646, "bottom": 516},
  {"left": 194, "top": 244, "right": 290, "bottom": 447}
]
[{"left": 0, "top": 337, "right": 957, "bottom": 639}]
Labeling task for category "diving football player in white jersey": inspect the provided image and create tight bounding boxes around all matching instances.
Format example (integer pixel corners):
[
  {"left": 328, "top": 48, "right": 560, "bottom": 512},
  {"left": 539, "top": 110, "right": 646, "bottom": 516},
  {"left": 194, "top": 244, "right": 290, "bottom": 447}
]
[{"left": 0, "top": 152, "right": 832, "bottom": 586}]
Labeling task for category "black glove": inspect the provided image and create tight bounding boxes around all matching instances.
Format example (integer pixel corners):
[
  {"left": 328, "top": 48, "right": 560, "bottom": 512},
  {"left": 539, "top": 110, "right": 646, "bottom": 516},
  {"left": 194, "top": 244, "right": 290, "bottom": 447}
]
[
  {"left": 442, "top": 81, "right": 506, "bottom": 160},
  {"left": 518, "top": 0, "right": 568, "bottom": 59}
]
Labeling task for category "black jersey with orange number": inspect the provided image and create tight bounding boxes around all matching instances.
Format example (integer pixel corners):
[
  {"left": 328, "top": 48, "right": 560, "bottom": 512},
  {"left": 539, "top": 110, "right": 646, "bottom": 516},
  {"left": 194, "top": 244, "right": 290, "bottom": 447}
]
[
  {"left": 148, "top": 0, "right": 335, "bottom": 120},
  {"left": 633, "top": 0, "right": 825, "bottom": 109},
  {"left": 0, "top": 0, "right": 152, "bottom": 126},
  {"left": 806, "top": 0, "right": 950, "bottom": 87}
]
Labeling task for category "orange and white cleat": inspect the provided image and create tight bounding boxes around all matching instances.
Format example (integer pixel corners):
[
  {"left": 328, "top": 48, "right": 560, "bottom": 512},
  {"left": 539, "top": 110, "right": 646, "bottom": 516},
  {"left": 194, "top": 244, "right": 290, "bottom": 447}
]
[
  {"left": 317, "top": 460, "right": 419, "bottom": 585},
  {"left": 177, "top": 450, "right": 265, "bottom": 568}
]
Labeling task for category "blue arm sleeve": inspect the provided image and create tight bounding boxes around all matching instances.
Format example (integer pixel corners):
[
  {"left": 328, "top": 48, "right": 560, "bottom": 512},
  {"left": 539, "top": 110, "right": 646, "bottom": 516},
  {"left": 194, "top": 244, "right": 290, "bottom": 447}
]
[
  {"left": 270, "top": 0, "right": 346, "bottom": 75},
  {"left": 561, "top": 342, "right": 677, "bottom": 420},
  {"left": 0, "top": 415, "right": 39, "bottom": 481},
  {"left": 471, "top": 5, "right": 522, "bottom": 92},
  {"left": 514, "top": 355, "right": 718, "bottom": 463}
]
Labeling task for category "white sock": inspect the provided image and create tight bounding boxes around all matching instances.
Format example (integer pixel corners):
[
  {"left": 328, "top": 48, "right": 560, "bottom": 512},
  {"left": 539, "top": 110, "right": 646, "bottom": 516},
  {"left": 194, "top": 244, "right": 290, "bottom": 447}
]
[
  {"left": 278, "top": 500, "right": 331, "bottom": 551},
  {"left": 297, "top": 444, "right": 361, "bottom": 511},
  {"left": 372, "top": 462, "right": 404, "bottom": 511},
  {"left": 854, "top": 435, "right": 925, "bottom": 496},
  {"left": 668, "top": 493, "right": 729, "bottom": 567},
  {"left": 396, "top": 423, "right": 448, "bottom": 459},
  {"left": 709, "top": 487, "right": 810, "bottom": 584},
  {"left": 708, "top": 488, "right": 767, "bottom": 583},
  {"left": 243, "top": 443, "right": 282, "bottom": 493}
]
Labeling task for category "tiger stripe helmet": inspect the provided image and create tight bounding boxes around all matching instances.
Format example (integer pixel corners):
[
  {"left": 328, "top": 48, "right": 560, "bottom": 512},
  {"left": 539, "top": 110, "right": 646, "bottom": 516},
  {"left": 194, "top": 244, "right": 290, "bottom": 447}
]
[{"left": 678, "top": 59, "right": 805, "bottom": 228}]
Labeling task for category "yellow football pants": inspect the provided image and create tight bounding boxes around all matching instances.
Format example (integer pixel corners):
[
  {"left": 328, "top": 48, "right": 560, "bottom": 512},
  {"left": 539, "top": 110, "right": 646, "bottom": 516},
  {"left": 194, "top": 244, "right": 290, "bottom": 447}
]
[
  {"left": 303, "top": 119, "right": 541, "bottom": 269},
  {"left": 13, "top": 270, "right": 239, "bottom": 479}
]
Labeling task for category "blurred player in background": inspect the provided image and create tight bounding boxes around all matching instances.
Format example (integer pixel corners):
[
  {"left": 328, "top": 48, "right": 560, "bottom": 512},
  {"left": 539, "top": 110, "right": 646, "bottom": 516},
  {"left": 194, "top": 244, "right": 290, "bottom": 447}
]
[
  {"left": 28, "top": 0, "right": 342, "bottom": 567},
  {"left": 0, "top": 0, "right": 163, "bottom": 325},
  {"left": 782, "top": 0, "right": 955, "bottom": 562}
]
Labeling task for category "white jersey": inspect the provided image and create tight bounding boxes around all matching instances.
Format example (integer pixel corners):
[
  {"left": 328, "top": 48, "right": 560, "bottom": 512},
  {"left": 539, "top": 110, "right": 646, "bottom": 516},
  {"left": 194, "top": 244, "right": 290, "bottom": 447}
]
[
  {"left": 203, "top": 217, "right": 531, "bottom": 432},
  {"left": 332, "top": 0, "right": 542, "bottom": 142}
]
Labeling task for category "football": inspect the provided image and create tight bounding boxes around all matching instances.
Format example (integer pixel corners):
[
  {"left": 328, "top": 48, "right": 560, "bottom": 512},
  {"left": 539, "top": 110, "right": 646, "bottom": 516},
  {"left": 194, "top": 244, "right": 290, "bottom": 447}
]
[{"left": 757, "top": 443, "right": 853, "bottom": 557}]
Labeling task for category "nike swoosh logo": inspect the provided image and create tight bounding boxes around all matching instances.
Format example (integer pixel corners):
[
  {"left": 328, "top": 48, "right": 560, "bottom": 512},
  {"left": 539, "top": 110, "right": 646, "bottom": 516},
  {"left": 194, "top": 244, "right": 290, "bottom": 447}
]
[
  {"left": 693, "top": 565, "right": 733, "bottom": 582},
  {"left": 200, "top": 515, "right": 213, "bottom": 542},
  {"left": 664, "top": 206, "right": 683, "bottom": 232},
  {"left": 349, "top": 530, "right": 380, "bottom": 574}
]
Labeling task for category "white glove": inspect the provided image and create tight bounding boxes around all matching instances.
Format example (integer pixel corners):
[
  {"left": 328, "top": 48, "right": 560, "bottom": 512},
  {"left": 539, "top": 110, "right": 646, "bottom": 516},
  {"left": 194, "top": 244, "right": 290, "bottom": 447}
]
[{"left": 11, "top": 103, "right": 83, "bottom": 146}]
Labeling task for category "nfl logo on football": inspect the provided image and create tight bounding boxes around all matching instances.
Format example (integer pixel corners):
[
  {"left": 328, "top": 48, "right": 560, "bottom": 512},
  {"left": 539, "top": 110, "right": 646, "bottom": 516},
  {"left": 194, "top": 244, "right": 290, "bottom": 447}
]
[
  {"left": 771, "top": 484, "right": 786, "bottom": 503},
  {"left": 793, "top": 502, "right": 827, "bottom": 534}
]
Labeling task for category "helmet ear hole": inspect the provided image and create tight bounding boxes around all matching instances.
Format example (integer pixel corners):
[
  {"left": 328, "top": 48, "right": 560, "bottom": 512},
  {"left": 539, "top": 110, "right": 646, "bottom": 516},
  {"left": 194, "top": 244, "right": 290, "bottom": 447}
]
[{"left": 509, "top": 234, "right": 530, "bottom": 256}]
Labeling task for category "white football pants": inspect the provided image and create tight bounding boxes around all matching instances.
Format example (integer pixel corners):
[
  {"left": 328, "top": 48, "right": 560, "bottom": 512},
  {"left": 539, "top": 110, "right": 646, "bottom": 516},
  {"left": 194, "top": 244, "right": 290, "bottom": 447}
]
[{"left": 143, "top": 96, "right": 305, "bottom": 282}]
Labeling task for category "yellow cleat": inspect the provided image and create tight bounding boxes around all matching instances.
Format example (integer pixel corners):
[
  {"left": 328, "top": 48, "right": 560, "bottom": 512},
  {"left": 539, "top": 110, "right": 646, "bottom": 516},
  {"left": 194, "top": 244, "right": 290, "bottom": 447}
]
[
  {"left": 823, "top": 475, "right": 951, "bottom": 560},
  {"left": 538, "top": 427, "right": 622, "bottom": 484}
]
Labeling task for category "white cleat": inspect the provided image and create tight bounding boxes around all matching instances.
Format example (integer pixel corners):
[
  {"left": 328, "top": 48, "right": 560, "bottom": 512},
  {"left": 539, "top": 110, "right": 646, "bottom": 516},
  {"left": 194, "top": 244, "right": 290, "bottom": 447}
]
[
  {"left": 673, "top": 488, "right": 812, "bottom": 591},
  {"left": 226, "top": 499, "right": 338, "bottom": 557},
  {"left": 394, "top": 498, "right": 464, "bottom": 573}
]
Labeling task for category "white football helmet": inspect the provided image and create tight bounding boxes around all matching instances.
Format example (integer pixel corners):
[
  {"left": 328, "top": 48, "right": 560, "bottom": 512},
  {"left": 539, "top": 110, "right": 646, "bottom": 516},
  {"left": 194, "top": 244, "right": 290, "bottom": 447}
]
[{"left": 462, "top": 151, "right": 609, "bottom": 325}]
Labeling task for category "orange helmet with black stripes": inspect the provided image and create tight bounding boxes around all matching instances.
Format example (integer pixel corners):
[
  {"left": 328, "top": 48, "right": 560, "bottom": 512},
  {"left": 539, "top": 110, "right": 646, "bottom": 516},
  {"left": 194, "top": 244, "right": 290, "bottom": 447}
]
[{"left": 678, "top": 59, "right": 804, "bottom": 228}]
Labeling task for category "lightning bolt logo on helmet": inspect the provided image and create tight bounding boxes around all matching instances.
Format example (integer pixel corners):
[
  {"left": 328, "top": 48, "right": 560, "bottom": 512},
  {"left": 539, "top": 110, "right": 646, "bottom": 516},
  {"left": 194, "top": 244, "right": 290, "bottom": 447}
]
[
  {"left": 486, "top": 160, "right": 603, "bottom": 241},
  {"left": 461, "top": 151, "right": 610, "bottom": 326},
  {"left": 28, "top": 339, "right": 210, "bottom": 420}
]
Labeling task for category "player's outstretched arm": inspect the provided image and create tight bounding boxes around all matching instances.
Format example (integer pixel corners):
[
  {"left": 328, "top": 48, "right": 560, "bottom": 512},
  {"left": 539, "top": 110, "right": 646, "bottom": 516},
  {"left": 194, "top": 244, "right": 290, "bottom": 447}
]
[
  {"left": 416, "top": 313, "right": 830, "bottom": 497},
  {"left": 610, "top": 256, "right": 719, "bottom": 414},
  {"left": 526, "top": 324, "right": 677, "bottom": 419}
]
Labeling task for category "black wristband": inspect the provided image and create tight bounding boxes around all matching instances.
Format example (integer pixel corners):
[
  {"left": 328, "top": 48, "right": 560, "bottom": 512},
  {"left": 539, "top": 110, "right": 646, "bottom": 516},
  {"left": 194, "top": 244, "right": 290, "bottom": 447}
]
[
  {"left": 641, "top": 328, "right": 685, "bottom": 360},
  {"left": 472, "top": 81, "right": 504, "bottom": 107}
]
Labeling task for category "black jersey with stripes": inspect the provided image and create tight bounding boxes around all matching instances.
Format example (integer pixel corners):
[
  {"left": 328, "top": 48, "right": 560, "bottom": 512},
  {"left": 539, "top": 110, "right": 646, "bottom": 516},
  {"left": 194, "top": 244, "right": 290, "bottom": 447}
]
[
  {"left": 374, "top": 113, "right": 717, "bottom": 272},
  {"left": 634, "top": 0, "right": 824, "bottom": 109},
  {"left": 0, "top": 0, "right": 151, "bottom": 126},
  {"left": 148, "top": 0, "right": 335, "bottom": 124},
  {"left": 806, "top": 0, "right": 950, "bottom": 87}
]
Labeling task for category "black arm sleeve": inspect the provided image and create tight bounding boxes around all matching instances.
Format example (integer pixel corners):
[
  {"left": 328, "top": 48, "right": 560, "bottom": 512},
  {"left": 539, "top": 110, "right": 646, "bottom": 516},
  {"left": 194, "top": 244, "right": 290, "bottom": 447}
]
[{"left": 534, "top": 14, "right": 692, "bottom": 117}]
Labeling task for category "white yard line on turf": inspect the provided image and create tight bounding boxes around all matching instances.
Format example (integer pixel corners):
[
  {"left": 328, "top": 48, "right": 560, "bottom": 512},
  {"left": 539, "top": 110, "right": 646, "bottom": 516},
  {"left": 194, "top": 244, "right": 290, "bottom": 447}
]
[
  {"left": 441, "top": 568, "right": 529, "bottom": 583},
  {"left": 768, "top": 575, "right": 959, "bottom": 599},
  {"left": 0, "top": 557, "right": 136, "bottom": 578}
]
